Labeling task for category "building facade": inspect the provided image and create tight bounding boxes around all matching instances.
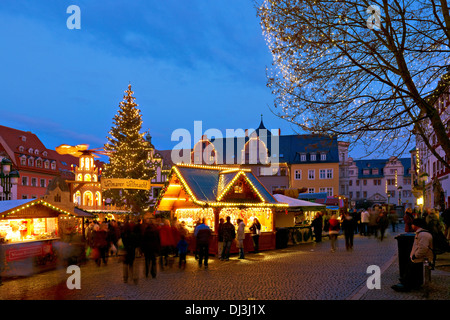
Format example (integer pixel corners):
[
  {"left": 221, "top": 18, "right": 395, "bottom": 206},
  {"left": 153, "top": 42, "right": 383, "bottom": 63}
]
[
  {"left": 0, "top": 125, "right": 78, "bottom": 201},
  {"left": 347, "top": 156, "right": 415, "bottom": 209}
]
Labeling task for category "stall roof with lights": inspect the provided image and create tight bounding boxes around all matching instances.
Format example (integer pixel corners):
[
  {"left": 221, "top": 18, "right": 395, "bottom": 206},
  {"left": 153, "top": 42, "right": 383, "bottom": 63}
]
[
  {"left": 156, "top": 164, "right": 288, "bottom": 211},
  {"left": 272, "top": 194, "right": 326, "bottom": 210},
  {"left": 0, "top": 198, "right": 73, "bottom": 219}
]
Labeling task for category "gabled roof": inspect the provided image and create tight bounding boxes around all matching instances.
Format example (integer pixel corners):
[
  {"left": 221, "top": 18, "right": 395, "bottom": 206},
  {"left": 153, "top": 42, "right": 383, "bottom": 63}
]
[
  {"left": 0, "top": 198, "right": 73, "bottom": 217},
  {"left": 157, "top": 164, "right": 286, "bottom": 209},
  {"left": 354, "top": 158, "right": 412, "bottom": 178}
]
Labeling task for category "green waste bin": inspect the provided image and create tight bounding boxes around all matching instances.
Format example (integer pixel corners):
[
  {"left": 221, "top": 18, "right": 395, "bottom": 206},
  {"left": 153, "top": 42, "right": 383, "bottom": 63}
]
[{"left": 395, "top": 233, "right": 423, "bottom": 288}]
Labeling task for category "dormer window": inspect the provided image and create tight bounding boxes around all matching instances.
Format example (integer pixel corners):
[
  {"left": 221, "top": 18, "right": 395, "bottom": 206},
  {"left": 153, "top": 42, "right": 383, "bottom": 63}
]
[
  {"left": 36, "top": 158, "right": 42, "bottom": 168},
  {"left": 310, "top": 154, "right": 317, "bottom": 161},
  {"left": 363, "top": 169, "right": 370, "bottom": 175},
  {"left": 20, "top": 155, "right": 26, "bottom": 166},
  {"left": 19, "top": 146, "right": 24, "bottom": 152},
  {"left": 34, "top": 149, "right": 39, "bottom": 155},
  {"left": 372, "top": 168, "right": 379, "bottom": 175},
  {"left": 21, "top": 136, "right": 26, "bottom": 142},
  {"left": 42, "top": 151, "right": 48, "bottom": 157},
  {"left": 28, "top": 148, "right": 33, "bottom": 154},
  {"left": 51, "top": 161, "right": 56, "bottom": 170},
  {"left": 300, "top": 154, "right": 306, "bottom": 162},
  {"left": 28, "top": 157, "right": 34, "bottom": 166},
  {"left": 44, "top": 160, "right": 50, "bottom": 169},
  {"left": 320, "top": 153, "right": 326, "bottom": 161}
]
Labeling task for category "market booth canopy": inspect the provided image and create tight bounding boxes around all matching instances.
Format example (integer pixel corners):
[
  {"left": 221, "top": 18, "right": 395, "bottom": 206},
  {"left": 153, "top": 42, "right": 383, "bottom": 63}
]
[
  {"left": 273, "top": 194, "right": 326, "bottom": 210},
  {"left": 156, "top": 164, "right": 289, "bottom": 211},
  {"left": 0, "top": 199, "right": 73, "bottom": 219}
]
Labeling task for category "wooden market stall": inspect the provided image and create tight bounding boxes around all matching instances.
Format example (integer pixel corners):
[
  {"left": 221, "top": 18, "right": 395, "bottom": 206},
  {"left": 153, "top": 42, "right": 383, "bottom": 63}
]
[
  {"left": 0, "top": 199, "right": 76, "bottom": 277},
  {"left": 273, "top": 193, "right": 326, "bottom": 246},
  {"left": 154, "top": 164, "right": 288, "bottom": 255}
]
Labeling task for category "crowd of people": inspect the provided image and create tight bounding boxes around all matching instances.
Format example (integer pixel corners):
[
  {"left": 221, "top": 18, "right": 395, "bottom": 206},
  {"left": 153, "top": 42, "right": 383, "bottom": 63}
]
[
  {"left": 83, "top": 215, "right": 263, "bottom": 284},
  {"left": 310, "top": 206, "right": 450, "bottom": 253}
]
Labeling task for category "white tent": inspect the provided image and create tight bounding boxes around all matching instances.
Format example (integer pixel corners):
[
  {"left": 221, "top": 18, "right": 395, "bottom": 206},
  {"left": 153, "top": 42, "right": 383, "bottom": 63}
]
[{"left": 273, "top": 194, "right": 326, "bottom": 209}]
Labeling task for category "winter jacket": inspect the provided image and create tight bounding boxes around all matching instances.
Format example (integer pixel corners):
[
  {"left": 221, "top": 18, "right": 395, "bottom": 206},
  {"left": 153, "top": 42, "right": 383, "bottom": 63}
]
[
  {"left": 328, "top": 218, "right": 340, "bottom": 235},
  {"left": 142, "top": 224, "right": 160, "bottom": 254},
  {"left": 222, "top": 222, "right": 236, "bottom": 242},
  {"left": 159, "top": 224, "right": 175, "bottom": 247},
  {"left": 404, "top": 213, "right": 414, "bottom": 232},
  {"left": 411, "top": 228, "right": 434, "bottom": 263},
  {"left": 194, "top": 223, "right": 212, "bottom": 245}
]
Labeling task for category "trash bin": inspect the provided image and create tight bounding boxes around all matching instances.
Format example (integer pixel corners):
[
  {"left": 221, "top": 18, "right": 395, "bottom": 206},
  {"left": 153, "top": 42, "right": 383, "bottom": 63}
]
[
  {"left": 395, "top": 233, "right": 423, "bottom": 288},
  {"left": 276, "top": 228, "right": 289, "bottom": 249}
]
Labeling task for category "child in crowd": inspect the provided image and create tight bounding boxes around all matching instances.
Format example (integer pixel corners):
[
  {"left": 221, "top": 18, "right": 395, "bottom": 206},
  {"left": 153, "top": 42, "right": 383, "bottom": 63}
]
[{"left": 176, "top": 235, "right": 189, "bottom": 269}]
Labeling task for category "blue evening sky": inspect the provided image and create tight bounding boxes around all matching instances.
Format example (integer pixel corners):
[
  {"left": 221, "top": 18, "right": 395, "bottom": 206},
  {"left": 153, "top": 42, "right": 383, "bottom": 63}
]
[{"left": 0, "top": 1, "right": 380, "bottom": 160}]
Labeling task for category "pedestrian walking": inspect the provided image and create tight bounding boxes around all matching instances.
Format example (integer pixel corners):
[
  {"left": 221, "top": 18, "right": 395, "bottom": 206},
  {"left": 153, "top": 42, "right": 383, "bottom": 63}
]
[
  {"left": 194, "top": 218, "right": 212, "bottom": 268},
  {"left": 217, "top": 218, "right": 224, "bottom": 259},
  {"left": 176, "top": 235, "right": 189, "bottom": 269},
  {"left": 142, "top": 220, "right": 160, "bottom": 279},
  {"left": 360, "top": 209, "right": 370, "bottom": 236},
  {"left": 159, "top": 219, "right": 175, "bottom": 269},
  {"left": 121, "top": 221, "right": 141, "bottom": 284},
  {"left": 328, "top": 214, "right": 340, "bottom": 253},
  {"left": 92, "top": 223, "right": 109, "bottom": 266},
  {"left": 377, "top": 211, "right": 389, "bottom": 241},
  {"left": 311, "top": 212, "right": 323, "bottom": 243},
  {"left": 171, "top": 218, "right": 181, "bottom": 257},
  {"left": 221, "top": 216, "right": 235, "bottom": 261},
  {"left": 368, "top": 208, "right": 379, "bottom": 237},
  {"left": 249, "top": 217, "right": 261, "bottom": 253},
  {"left": 237, "top": 219, "right": 246, "bottom": 259},
  {"left": 388, "top": 210, "right": 399, "bottom": 233},
  {"left": 341, "top": 212, "right": 355, "bottom": 251}
]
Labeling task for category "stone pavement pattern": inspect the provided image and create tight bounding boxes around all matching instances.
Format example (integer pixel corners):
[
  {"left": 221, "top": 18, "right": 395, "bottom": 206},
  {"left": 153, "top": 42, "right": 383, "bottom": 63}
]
[{"left": 1, "top": 230, "right": 449, "bottom": 300}]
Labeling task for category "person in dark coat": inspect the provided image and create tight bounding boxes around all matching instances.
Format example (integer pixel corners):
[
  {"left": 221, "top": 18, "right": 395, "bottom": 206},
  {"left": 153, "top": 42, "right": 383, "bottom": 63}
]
[
  {"left": 377, "top": 211, "right": 389, "bottom": 241},
  {"left": 221, "top": 216, "right": 236, "bottom": 261},
  {"left": 404, "top": 208, "right": 415, "bottom": 232},
  {"left": 142, "top": 220, "right": 160, "bottom": 279},
  {"left": 92, "top": 223, "right": 109, "bottom": 266},
  {"left": 311, "top": 212, "right": 323, "bottom": 243},
  {"left": 341, "top": 212, "right": 356, "bottom": 250},
  {"left": 194, "top": 218, "right": 212, "bottom": 268}
]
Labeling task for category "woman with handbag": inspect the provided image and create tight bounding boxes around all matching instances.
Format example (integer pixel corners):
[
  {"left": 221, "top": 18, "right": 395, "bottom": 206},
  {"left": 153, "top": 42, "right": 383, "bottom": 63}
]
[{"left": 250, "top": 218, "right": 261, "bottom": 253}]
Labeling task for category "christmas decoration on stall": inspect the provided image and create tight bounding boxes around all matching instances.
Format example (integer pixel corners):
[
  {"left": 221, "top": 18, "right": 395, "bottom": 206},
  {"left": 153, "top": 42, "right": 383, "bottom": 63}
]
[{"left": 102, "top": 84, "right": 157, "bottom": 215}]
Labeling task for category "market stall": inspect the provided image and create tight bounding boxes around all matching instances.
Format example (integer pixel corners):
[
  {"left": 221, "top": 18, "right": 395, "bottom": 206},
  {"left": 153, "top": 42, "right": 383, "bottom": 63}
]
[
  {"left": 273, "top": 193, "right": 326, "bottom": 246},
  {"left": 155, "top": 164, "right": 288, "bottom": 255},
  {"left": 0, "top": 199, "right": 74, "bottom": 277}
]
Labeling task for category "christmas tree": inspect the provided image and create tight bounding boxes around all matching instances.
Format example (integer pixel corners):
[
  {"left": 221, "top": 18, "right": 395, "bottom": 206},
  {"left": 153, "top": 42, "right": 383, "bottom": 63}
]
[{"left": 103, "top": 84, "right": 155, "bottom": 214}]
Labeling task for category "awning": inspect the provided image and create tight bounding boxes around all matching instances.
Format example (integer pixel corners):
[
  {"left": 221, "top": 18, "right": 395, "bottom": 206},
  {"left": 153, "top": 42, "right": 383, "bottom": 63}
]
[
  {"left": 73, "top": 207, "right": 94, "bottom": 218},
  {"left": 273, "top": 194, "right": 326, "bottom": 210}
]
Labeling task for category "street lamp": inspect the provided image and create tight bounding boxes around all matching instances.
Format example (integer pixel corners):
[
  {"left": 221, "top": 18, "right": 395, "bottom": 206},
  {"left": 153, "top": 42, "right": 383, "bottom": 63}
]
[
  {"left": 397, "top": 185, "right": 403, "bottom": 206},
  {"left": 0, "top": 158, "right": 20, "bottom": 201}
]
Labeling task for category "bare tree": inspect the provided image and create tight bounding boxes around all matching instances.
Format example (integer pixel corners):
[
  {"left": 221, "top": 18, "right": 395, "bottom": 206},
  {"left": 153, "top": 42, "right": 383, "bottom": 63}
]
[{"left": 257, "top": 0, "right": 450, "bottom": 167}]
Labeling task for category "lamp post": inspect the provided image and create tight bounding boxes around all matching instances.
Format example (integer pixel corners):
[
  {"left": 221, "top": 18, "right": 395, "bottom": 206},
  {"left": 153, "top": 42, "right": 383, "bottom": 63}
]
[
  {"left": 397, "top": 185, "right": 403, "bottom": 206},
  {"left": 0, "top": 158, "right": 20, "bottom": 201}
]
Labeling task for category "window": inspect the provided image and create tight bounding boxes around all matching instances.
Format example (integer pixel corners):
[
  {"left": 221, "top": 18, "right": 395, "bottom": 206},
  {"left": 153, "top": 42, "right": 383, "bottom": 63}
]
[
  {"left": 349, "top": 170, "right": 354, "bottom": 175},
  {"left": 28, "top": 158, "right": 34, "bottom": 166},
  {"left": 28, "top": 148, "right": 33, "bottom": 154},
  {"left": 22, "top": 195, "right": 28, "bottom": 199},
  {"left": 372, "top": 169, "right": 379, "bottom": 175},
  {"left": 19, "top": 146, "right": 24, "bottom": 152},
  {"left": 319, "top": 187, "right": 326, "bottom": 193},
  {"left": 326, "top": 187, "right": 333, "bottom": 197},
  {"left": 51, "top": 161, "right": 56, "bottom": 170},
  {"left": 294, "top": 170, "right": 301, "bottom": 180},
  {"left": 308, "top": 169, "right": 315, "bottom": 180},
  {"left": 308, "top": 188, "right": 315, "bottom": 193},
  {"left": 363, "top": 191, "right": 367, "bottom": 198},
  {"left": 20, "top": 157, "right": 26, "bottom": 166},
  {"left": 363, "top": 169, "right": 370, "bottom": 175},
  {"left": 34, "top": 150, "right": 39, "bottom": 155},
  {"left": 44, "top": 160, "right": 50, "bottom": 169},
  {"left": 31, "top": 178, "right": 37, "bottom": 187},
  {"left": 300, "top": 154, "right": 306, "bottom": 162},
  {"left": 349, "top": 180, "right": 353, "bottom": 186},
  {"left": 326, "top": 169, "right": 333, "bottom": 179},
  {"left": 22, "top": 176, "right": 28, "bottom": 186},
  {"left": 320, "top": 153, "right": 326, "bottom": 161},
  {"left": 42, "top": 151, "right": 47, "bottom": 157},
  {"left": 356, "top": 191, "right": 360, "bottom": 198},
  {"left": 310, "top": 154, "right": 316, "bottom": 161},
  {"left": 36, "top": 159, "right": 42, "bottom": 168},
  {"left": 356, "top": 180, "right": 360, "bottom": 186},
  {"left": 319, "top": 169, "right": 326, "bottom": 179},
  {"left": 21, "top": 136, "right": 26, "bottom": 142},
  {"left": 363, "top": 179, "right": 367, "bottom": 186},
  {"left": 40, "top": 179, "right": 46, "bottom": 188},
  {"left": 349, "top": 192, "right": 353, "bottom": 198}
]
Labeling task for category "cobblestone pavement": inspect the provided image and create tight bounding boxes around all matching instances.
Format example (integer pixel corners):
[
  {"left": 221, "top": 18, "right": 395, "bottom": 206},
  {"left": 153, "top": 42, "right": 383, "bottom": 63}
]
[{"left": 1, "top": 229, "right": 449, "bottom": 301}]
